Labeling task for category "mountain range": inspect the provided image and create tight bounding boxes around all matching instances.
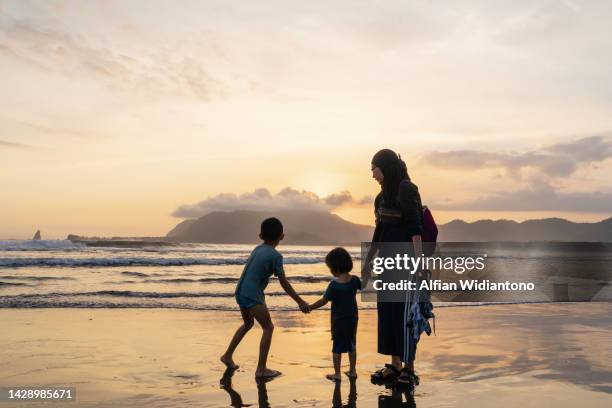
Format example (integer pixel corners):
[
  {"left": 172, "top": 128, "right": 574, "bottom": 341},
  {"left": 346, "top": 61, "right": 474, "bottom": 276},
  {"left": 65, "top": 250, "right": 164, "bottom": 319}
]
[
  {"left": 166, "top": 210, "right": 612, "bottom": 243},
  {"left": 167, "top": 210, "right": 373, "bottom": 245},
  {"left": 439, "top": 217, "right": 612, "bottom": 242}
]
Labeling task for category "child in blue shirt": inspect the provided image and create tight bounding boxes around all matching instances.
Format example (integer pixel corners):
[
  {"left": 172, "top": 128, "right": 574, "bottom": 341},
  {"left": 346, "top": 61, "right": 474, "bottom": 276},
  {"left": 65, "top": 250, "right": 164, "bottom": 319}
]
[
  {"left": 221, "top": 217, "right": 309, "bottom": 379},
  {"left": 309, "top": 247, "right": 361, "bottom": 381}
]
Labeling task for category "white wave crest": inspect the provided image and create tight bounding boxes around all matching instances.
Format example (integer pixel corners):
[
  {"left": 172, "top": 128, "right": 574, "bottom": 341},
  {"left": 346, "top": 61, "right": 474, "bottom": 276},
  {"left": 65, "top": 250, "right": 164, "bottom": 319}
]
[{"left": 0, "top": 240, "right": 85, "bottom": 251}]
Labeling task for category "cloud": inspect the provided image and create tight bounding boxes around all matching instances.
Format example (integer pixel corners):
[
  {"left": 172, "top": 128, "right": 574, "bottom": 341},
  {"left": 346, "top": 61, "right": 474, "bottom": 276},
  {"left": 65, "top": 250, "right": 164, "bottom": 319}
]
[
  {"left": 423, "top": 136, "right": 612, "bottom": 179},
  {"left": 359, "top": 195, "right": 374, "bottom": 205},
  {"left": 172, "top": 187, "right": 368, "bottom": 218},
  {"left": 0, "top": 12, "right": 224, "bottom": 101},
  {"left": 433, "top": 182, "right": 612, "bottom": 213},
  {"left": 546, "top": 136, "right": 612, "bottom": 162},
  {"left": 22, "top": 121, "right": 95, "bottom": 140},
  {"left": 424, "top": 136, "right": 612, "bottom": 213},
  {"left": 0, "top": 139, "right": 29, "bottom": 148},
  {"left": 323, "top": 191, "right": 353, "bottom": 206}
]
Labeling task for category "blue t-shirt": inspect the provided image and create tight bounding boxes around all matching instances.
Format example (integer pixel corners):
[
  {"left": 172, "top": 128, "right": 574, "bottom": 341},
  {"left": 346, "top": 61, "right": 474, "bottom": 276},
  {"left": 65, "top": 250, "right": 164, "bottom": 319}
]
[
  {"left": 324, "top": 275, "right": 361, "bottom": 320},
  {"left": 235, "top": 244, "right": 284, "bottom": 305}
]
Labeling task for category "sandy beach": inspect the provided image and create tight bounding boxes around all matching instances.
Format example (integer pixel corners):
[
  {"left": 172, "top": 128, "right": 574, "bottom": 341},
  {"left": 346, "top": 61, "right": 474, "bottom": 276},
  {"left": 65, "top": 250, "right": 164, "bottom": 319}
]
[{"left": 0, "top": 302, "right": 610, "bottom": 407}]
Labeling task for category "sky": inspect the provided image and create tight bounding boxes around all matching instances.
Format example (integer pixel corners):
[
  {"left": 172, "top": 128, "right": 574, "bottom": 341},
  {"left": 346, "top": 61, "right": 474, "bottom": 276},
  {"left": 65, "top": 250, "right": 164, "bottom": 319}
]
[{"left": 1, "top": 0, "right": 611, "bottom": 239}]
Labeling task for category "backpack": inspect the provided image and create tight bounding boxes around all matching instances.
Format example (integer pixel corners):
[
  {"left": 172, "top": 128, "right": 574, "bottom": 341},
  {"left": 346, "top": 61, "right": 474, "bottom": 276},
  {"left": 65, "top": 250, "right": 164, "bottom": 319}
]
[{"left": 396, "top": 179, "right": 438, "bottom": 256}]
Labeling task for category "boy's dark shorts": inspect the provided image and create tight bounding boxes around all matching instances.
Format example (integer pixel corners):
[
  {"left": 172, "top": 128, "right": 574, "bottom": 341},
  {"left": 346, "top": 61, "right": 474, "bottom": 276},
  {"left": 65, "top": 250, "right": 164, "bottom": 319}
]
[
  {"left": 235, "top": 294, "right": 261, "bottom": 309},
  {"left": 331, "top": 317, "right": 358, "bottom": 353}
]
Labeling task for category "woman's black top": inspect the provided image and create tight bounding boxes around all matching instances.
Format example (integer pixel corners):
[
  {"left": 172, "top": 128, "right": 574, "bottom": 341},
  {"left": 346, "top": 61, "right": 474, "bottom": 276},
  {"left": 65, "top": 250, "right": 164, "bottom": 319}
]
[{"left": 372, "top": 179, "right": 423, "bottom": 243}]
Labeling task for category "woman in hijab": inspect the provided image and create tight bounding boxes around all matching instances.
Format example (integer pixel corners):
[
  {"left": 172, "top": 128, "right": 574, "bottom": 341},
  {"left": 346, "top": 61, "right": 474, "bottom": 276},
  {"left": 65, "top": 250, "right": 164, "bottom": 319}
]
[{"left": 367, "top": 148, "right": 424, "bottom": 386}]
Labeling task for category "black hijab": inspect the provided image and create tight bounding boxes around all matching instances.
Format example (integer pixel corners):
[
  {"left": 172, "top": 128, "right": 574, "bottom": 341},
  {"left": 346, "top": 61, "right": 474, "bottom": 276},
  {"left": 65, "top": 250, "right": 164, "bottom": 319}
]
[{"left": 371, "top": 149, "right": 409, "bottom": 205}]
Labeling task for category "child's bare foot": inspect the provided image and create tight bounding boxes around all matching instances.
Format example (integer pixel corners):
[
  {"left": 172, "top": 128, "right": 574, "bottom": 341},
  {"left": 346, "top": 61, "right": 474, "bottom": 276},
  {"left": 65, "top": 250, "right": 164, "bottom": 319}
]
[
  {"left": 344, "top": 370, "right": 357, "bottom": 378},
  {"left": 255, "top": 368, "right": 282, "bottom": 379},
  {"left": 220, "top": 355, "right": 239, "bottom": 369},
  {"left": 326, "top": 373, "right": 341, "bottom": 382}
]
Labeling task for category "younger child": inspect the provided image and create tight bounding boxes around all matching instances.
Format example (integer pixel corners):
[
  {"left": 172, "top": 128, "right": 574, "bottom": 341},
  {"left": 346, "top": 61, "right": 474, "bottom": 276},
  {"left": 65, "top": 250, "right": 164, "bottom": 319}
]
[
  {"left": 309, "top": 247, "right": 361, "bottom": 381},
  {"left": 221, "top": 217, "right": 309, "bottom": 378}
]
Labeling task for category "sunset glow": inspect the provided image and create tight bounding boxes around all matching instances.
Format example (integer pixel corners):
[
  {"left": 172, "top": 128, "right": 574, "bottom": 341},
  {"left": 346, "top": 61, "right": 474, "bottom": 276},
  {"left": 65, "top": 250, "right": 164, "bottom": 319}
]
[{"left": 1, "top": 1, "right": 611, "bottom": 238}]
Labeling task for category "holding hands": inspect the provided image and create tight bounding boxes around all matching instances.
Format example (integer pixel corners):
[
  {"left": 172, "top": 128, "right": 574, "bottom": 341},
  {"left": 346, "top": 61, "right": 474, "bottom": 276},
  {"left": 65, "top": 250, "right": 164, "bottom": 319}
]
[
  {"left": 297, "top": 298, "right": 323, "bottom": 314},
  {"left": 278, "top": 274, "right": 309, "bottom": 314},
  {"left": 298, "top": 299, "right": 310, "bottom": 314}
]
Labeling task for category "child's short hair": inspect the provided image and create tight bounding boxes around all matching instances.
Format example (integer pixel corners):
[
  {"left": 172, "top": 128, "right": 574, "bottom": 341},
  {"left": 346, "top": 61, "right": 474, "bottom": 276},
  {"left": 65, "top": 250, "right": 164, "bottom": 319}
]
[
  {"left": 260, "top": 217, "right": 284, "bottom": 241},
  {"left": 325, "top": 247, "right": 353, "bottom": 274}
]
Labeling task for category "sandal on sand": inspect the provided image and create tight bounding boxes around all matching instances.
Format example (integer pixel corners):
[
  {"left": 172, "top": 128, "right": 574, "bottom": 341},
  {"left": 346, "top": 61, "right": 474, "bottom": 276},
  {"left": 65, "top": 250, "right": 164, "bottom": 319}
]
[
  {"left": 344, "top": 371, "right": 358, "bottom": 379},
  {"left": 326, "top": 374, "right": 341, "bottom": 382},
  {"left": 371, "top": 364, "right": 400, "bottom": 383},
  {"left": 396, "top": 368, "right": 420, "bottom": 386},
  {"left": 255, "top": 369, "right": 282, "bottom": 379}
]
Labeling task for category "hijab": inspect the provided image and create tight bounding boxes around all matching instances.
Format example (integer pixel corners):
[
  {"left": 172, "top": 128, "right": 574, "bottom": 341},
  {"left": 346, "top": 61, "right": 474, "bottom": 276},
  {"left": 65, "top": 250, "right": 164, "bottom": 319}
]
[{"left": 371, "top": 148, "right": 410, "bottom": 204}]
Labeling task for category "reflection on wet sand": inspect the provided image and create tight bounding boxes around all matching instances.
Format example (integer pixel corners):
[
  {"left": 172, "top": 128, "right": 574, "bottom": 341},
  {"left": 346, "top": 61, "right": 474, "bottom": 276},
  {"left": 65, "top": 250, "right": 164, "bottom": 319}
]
[
  {"left": 378, "top": 387, "right": 416, "bottom": 408},
  {"left": 332, "top": 377, "right": 357, "bottom": 408},
  {"left": 256, "top": 377, "right": 272, "bottom": 408},
  {"left": 220, "top": 367, "right": 274, "bottom": 408},
  {"left": 220, "top": 368, "right": 250, "bottom": 407},
  {"left": 221, "top": 366, "right": 419, "bottom": 408}
]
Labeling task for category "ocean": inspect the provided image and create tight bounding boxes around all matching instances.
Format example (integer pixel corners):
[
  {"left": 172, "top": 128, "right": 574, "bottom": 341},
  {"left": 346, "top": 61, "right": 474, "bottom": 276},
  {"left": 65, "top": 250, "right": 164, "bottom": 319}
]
[
  {"left": 0, "top": 240, "right": 610, "bottom": 310},
  {"left": 0, "top": 241, "right": 355, "bottom": 311}
]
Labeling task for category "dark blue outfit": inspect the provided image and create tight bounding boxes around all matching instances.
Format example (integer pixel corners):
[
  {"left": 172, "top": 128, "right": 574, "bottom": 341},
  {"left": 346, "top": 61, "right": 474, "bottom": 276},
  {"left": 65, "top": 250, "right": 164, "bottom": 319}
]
[{"left": 324, "top": 275, "right": 362, "bottom": 353}]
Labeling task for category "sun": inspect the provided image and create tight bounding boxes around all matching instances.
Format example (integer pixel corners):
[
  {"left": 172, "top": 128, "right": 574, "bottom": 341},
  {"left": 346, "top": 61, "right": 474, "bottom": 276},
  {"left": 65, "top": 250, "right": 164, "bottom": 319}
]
[{"left": 296, "top": 172, "right": 345, "bottom": 198}]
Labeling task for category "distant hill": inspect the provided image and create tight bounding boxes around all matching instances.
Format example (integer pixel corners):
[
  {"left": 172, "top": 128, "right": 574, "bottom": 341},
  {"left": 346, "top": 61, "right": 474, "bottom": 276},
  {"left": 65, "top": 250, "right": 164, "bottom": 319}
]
[
  {"left": 167, "top": 212, "right": 612, "bottom": 244},
  {"left": 166, "top": 210, "right": 374, "bottom": 245},
  {"left": 438, "top": 217, "right": 612, "bottom": 242}
]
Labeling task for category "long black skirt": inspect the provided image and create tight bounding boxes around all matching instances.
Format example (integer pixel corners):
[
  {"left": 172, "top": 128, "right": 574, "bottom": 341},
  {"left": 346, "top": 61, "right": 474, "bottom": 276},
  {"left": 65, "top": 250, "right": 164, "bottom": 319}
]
[
  {"left": 374, "top": 220, "right": 419, "bottom": 362},
  {"left": 377, "top": 300, "right": 417, "bottom": 362}
]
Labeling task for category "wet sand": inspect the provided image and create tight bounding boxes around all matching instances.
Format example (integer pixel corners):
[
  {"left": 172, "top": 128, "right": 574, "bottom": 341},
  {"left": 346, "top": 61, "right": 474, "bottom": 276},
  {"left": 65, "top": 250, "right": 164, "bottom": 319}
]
[{"left": 0, "top": 303, "right": 610, "bottom": 407}]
